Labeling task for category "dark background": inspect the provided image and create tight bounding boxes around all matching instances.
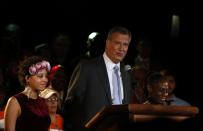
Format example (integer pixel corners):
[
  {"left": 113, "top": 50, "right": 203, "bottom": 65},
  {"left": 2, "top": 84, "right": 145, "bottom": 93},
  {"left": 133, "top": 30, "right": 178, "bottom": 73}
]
[{"left": 0, "top": 0, "right": 202, "bottom": 126}]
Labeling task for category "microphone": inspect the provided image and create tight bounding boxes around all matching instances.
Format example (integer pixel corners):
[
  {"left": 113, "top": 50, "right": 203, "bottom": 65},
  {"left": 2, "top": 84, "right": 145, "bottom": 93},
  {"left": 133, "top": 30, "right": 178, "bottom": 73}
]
[
  {"left": 124, "top": 64, "right": 137, "bottom": 88},
  {"left": 124, "top": 64, "right": 132, "bottom": 71}
]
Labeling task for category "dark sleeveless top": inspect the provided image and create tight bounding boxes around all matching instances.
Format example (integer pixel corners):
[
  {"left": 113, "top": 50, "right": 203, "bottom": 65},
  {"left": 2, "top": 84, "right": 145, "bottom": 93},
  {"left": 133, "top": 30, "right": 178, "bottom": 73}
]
[{"left": 14, "top": 93, "right": 51, "bottom": 131}]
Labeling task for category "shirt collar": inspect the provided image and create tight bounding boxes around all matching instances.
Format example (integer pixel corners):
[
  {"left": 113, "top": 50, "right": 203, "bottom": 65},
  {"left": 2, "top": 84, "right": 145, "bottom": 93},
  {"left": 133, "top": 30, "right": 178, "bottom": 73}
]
[{"left": 103, "top": 52, "right": 120, "bottom": 71}]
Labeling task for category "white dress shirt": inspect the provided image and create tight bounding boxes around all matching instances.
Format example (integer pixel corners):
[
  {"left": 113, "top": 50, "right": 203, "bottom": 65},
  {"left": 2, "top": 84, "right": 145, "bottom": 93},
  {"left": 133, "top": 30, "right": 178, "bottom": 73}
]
[{"left": 103, "top": 52, "right": 124, "bottom": 102}]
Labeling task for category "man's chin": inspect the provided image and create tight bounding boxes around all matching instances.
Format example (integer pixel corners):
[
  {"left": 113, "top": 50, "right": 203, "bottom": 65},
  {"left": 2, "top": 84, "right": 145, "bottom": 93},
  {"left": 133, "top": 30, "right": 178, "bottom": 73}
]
[{"left": 116, "top": 56, "right": 124, "bottom": 62}]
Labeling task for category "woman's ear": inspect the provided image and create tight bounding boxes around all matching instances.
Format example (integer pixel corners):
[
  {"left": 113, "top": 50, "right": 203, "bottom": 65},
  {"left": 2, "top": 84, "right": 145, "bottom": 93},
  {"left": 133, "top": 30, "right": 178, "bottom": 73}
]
[{"left": 25, "top": 75, "right": 30, "bottom": 81}]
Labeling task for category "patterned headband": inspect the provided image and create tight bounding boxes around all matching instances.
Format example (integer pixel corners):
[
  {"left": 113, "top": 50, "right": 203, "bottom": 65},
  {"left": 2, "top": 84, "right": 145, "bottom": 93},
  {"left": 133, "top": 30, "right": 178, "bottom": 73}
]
[{"left": 29, "top": 61, "right": 51, "bottom": 75}]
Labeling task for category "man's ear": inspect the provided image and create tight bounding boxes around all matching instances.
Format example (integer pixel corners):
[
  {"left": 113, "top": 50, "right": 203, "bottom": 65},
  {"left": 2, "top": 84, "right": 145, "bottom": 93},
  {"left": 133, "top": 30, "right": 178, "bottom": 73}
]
[{"left": 105, "top": 39, "right": 110, "bottom": 49}]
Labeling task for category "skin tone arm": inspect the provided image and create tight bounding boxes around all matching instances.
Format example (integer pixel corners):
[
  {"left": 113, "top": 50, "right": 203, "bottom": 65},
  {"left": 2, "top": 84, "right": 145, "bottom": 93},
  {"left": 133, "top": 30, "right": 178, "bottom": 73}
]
[{"left": 4, "top": 97, "right": 21, "bottom": 131}]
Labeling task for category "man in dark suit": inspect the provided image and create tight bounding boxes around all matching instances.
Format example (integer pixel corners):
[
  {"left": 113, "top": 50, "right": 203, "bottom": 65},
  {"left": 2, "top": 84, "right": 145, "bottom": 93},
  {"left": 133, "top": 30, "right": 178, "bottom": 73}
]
[{"left": 63, "top": 26, "right": 134, "bottom": 131}]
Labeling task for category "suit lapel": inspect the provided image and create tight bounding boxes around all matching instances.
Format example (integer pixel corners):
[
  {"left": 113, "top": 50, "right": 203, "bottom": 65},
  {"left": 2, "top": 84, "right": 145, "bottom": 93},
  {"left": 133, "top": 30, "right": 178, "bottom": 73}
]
[{"left": 96, "top": 56, "right": 112, "bottom": 104}]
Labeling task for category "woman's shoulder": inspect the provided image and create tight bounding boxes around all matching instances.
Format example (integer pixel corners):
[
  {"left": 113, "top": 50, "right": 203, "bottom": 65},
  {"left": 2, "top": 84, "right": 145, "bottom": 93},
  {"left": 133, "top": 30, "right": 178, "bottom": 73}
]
[
  {"left": 5, "top": 96, "right": 20, "bottom": 114},
  {"left": 7, "top": 96, "right": 18, "bottom": 105}
]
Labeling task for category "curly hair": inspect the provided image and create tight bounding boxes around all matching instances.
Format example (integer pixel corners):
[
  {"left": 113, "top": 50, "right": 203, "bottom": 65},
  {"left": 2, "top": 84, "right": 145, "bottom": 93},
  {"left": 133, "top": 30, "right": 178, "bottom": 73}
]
[{"left": 18, "top": 56, "right": 49, "bottom": 86}]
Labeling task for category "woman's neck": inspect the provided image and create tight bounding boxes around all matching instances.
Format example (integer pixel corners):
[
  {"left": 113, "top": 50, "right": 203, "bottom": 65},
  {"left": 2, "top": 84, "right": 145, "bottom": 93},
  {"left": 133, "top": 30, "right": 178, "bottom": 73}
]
[
  {"left": 50, "top": 114, "right": 56, "bottom": 123},
  {"left": 23, "top": 86, "right": 39, "bottom": 99}
]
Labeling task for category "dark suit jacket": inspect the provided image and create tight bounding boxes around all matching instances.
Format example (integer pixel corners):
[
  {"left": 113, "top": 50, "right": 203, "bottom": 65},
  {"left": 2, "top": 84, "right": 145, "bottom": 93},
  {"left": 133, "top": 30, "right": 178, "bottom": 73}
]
[{"left": 63, "top": 55, "right": 133, "bottom": 130}]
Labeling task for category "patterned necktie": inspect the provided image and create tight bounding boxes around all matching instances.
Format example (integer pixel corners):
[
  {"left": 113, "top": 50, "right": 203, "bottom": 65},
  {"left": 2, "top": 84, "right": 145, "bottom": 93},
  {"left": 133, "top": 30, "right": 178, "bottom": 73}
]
[{"left": 112, "top": 65, "right": 122, "bottom": 104}]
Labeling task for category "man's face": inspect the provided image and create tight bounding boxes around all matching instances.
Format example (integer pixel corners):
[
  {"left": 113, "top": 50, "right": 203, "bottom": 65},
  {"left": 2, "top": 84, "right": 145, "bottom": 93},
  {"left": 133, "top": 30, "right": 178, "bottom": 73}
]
[
  {"left": 105, "top": 32, "right": 131, "bottom": 63},
  {"left": 165, "top": 75, "right": 176, "bottom": 95}
]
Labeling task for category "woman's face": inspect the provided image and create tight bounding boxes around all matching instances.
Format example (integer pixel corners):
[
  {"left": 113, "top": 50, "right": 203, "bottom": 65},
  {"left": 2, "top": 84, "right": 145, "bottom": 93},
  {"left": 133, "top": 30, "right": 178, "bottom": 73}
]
[
  {"left": 27, "top": 69, "right": 48, "bottom": 91},
  {"left": 149, "top": 81, "right": 169, "bottom": 103},
  {"left": 45, "top": 94, "right": 58, "bottom": 114}
]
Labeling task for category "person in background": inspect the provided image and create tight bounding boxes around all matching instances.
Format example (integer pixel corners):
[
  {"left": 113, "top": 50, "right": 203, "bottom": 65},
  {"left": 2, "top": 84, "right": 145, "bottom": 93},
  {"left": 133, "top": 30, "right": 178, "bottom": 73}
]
[
  {"left": 63, "top": 26, "right": 134, "bottom": 130},
  {"left": 143, "top": 72, "right": 169, "bottom": 105},
  {"left": 160, "top": 69, "right": 190, "bottom": 106},
  {"left": 131, "top": 65, "right": 148, "bottom": 103},
  {"left": 134, "top": 37, "right": 151, "bottom": 71},
  {"left": 130, "top": 38, "right": 152, "bottom": 104},
  {"left": 4, "top": 56, "right": 51, "bottom": 131},
  {"left": 50, "top": 32, "right": 78, "bottom": 86},
  {"left": 40, "top": 88, "right": 64, "bottom": 131},
  {"left": 48, "top": 65, "right": 69, "bottom": 112}
]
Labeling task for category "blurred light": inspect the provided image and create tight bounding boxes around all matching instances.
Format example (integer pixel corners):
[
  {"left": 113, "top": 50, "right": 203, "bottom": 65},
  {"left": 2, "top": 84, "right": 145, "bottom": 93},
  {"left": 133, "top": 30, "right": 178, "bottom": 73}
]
[
  {"left": 88, "top": 32, "right": 99, "bottom": 40},
  {"left": 34, "top": 43, "right": 48, "bottom": 52},
  {"left": 171, "top": 14, "right": 180, "bottom": 38},
  {"left": 5, "top": 23, "right": 20, "bottom": 32}
]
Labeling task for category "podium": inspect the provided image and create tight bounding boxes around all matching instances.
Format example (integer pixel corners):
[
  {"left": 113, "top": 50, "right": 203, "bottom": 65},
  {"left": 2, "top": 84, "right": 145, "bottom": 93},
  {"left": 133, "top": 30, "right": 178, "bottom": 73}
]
[{"left": 85, "top": 104, "right": 199, "bottom": 131}]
